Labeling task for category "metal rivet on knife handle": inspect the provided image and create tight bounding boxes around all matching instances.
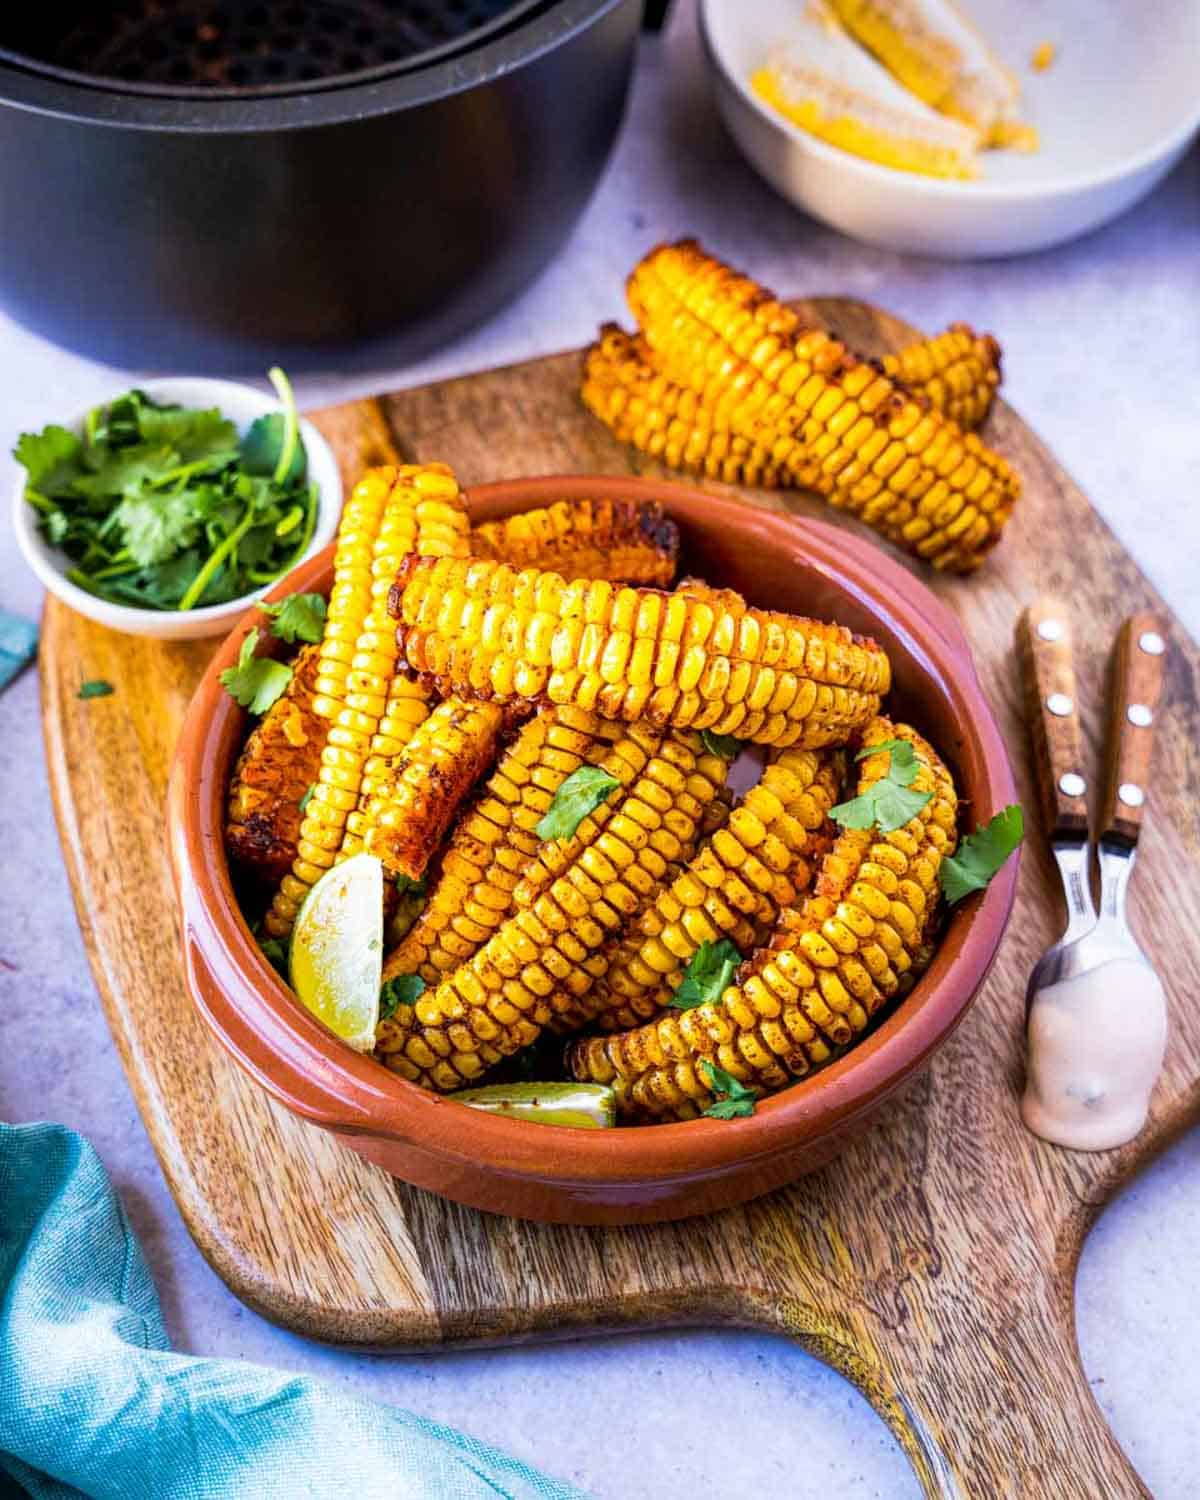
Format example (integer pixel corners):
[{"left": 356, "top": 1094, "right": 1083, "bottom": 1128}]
[{"left": 1017, "top": 599, "right": 1089, "bottom": 842}]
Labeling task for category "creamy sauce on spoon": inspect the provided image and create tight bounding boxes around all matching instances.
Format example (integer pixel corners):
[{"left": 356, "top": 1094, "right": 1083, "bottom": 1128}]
[{"left": 1022, "top": 958, "right": 1167, "bottom": 1151}]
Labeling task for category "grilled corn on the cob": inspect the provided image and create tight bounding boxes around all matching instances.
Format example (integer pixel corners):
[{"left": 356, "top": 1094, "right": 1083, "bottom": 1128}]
[
  {"left": 573, "top": 746, "right": 843, "bottom": 1034},
  {"left": 225, "top": 643, "right": 326, "bottom": 884},
  {"left": 264, "top": 464, "right": 467, "bottom": 937},
  {"left": 389, "top": 554, "right": 891, "bottom": 748},
  {"left": 377, "top": 724, "right": 725, "bottom": 1088},
  {"left": 827, "top": 0, "right": 1035, "bottom": 149},
  {"left": 627, "top": 241, "right": 1020, "bottom": 571},
  {"left": 382, "top": 705, "right": 616, "bottom": 986},
  {"left": 751, "top": 3, "right": 980, "bottom": 180},
  {"left": 567, "top": 718, "right": 958, "bottom": 1120},
  {"left": 471, "top": 498, "right": 679, "bottom": 587}
]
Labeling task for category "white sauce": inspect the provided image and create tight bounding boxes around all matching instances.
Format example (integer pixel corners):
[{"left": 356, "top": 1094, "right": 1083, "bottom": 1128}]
[{"left": 1021, "top": 958, "right": 1167, "bottom": 1151}]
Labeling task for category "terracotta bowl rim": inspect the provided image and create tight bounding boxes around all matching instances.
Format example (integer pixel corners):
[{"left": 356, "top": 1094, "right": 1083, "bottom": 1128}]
[{"left": 168, "top": 472, "right": 1018, "bottom": 1185}]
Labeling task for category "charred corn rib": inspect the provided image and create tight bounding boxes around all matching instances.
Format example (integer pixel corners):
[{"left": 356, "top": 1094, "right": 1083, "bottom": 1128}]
[
  {"left": 567, "top": 718, "right": 958, "bottom": 1120},
  {"left": 389, "top": 554, "right": 890, "bottom": 749},
  {"left": 881, "top": 322, "right": 1001, "bottom": 431},
  {"left": 264, "top": 464, "right": 467, "bottom": 937},
  {"left": 583, "top": 321, "right": 1000, "bottom": 490},
  {"left": 751, "top": 2, "right": 980, "bottom": 180},
  {"left": 827, "top": 0, "right": 1036, "bottom": 149},
  {"left": 471, "top": 499, "right": 680, "bottom": 587},
  {"left": 627, "top": 242, "right": 1020, "bottom": 571},
  {"left": 376, "top": 724, "right": 725, "bottom": 1089},
  {"left": 225, "top": 644, "right": 326, "bottom": 885},
  {"left": 382, "top": 706, "right": 615, "bottom": 986},
  {"left": 573, "top": 747, "right": 843, "bottom": 1035},
  {"left": 361, "top": 696, "right": 505, "bottom": 882}
]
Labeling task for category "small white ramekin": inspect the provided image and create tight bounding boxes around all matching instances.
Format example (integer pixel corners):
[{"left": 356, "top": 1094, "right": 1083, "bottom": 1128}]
[{"left": 12, "top": 376, "right": 342, "bottom": 640}]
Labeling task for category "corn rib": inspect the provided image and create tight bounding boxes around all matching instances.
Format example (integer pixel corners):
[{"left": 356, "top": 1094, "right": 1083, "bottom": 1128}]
[
  {"left": 225, "top": 643, "right": 326, "bottom": 884},
  {"left": 264, "top": 464, "right": 467, "bottom": 937},
  {"left": 471, "top": 498, "right": 679, "bottom": 587},
  {"left": 381, "top": 705, "right": 614, "bottom": 985},
  {"left": 572, "top": 747, "right": 843, "bottom": 1034},
  {"left": 389, "top": 554, "right": 891, "bottom": 749},
  {"left": 376, "top": 724, "right": 725, "bottom": 1088},
  {"left": 567, "top": 718, "right": 958, "bottom": 1120},
  {"left": 626, "top": 241, "right": 1020, "bottom": 572},
  {"left": 362, "top": 696, "right": 506, "bottom": 882}
]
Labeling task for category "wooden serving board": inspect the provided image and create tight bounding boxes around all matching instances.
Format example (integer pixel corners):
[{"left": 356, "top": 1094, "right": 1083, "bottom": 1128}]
[{"left": 41, "top": 299, "right": 1200, "bottom": 1498}]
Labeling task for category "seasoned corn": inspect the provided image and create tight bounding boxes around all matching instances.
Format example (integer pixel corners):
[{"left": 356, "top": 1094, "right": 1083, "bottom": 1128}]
[
  {"left": 376, "top": 723, "right": 725, "bottom": 1088},
  {"left": 389, "top": 554, "right": 890, "bottom": 749},
  {"left": 264, "top": 464, "right": 467, "bottom": 936},
  {"left": 626, "top": 241, "right": 1020, "bottom": 572},
  {"left": 567, "top": 747, "right": 843, "bottom": 1034},
  {"left": 471, "top": 498, "right": 679, "bottom": 587},
  {"left": 362, "top": 696, "right": 506, "bottom": 882},
  {"left": 567, "top": 718, "right": 958, "bottom": 1120},
  {"left": 382, "top": 706, "right": 616, "bottom": 986},
  {"left": 225, "top": 643, "right": 326, "bottom": 884}
]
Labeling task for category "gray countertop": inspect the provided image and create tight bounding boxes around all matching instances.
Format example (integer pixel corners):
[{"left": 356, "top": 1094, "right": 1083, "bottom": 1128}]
[{"left": 2, "top": 6, "right": 1198, "bottom": 1496}]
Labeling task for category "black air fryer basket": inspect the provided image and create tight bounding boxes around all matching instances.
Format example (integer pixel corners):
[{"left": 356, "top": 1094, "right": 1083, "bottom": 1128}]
[{"left": 0, "top": 0, "right": 640, "bottom": 364}]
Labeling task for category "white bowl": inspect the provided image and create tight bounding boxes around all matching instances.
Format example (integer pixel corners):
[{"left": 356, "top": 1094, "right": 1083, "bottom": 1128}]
[
  {"left": 700, "top": 0, "right": 1200, "bottom": 258},
  {"left": 12, "top": 377, "right": 342, "bottom": 640}
]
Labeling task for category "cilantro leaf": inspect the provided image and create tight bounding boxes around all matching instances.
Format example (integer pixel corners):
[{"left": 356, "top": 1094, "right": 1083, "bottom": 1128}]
[
  {"left": 259, "top": 591, "right": 327, "bottom": 644},
  {"left": 258, "top": 936, "right": 289, "bottom": 977},
  {"left": 831, "top": 736, "right": 934, "bottom": 834},
  {"left": 670, "top": 938, "right": 741, "bottom": 1009},
  {"left": 113, "top": 488, "right": 206, "bottom": 567},
  {"left": 699, "top": 1059, "right": 758, "bottom": 1119},
  {"left": 395, "top": 874, "right": 427, "bottom": 897},
  {"left": 77, "top": 680, "right": 114, "bottom": 700},
  {"left": 218, "top": 628, "right": 292, "bottom": 715},
  {"left": 14, "top": 425, "right": 82, "bottom": 490},
  {"left": 379, "top": 974, "right": 426, "bottom": 1020},
  {"left": 536, "top": 765, "right": 621, "bottom": 841},
  {"left": 941, "top": 805, "right": 1024, "bottom": 906},
  {"left": 701, "top": 729, "right": 742, "bottom": 760},
  {"left": 240, "top": 370, "right": 307, "bottom": 485}
]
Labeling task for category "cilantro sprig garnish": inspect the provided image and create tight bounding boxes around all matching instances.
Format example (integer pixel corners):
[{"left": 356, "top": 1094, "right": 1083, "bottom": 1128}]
[
  {"left": 670, "top": 938, "right": 742, "bottom": 1010},
  {"left": 941, "top": 805, "right": 1024, "bottom": 905},
  {"left": 379, "top": 974, "right": 426, "bottom": 1020},
  {"left": 14, "top": 371, "right": 318, "bottom": 614},
  {"left": 259, "top": 591, "right": 327, "bottom": 644},
  {"left": 536, "top": 765, "right": 621, "bottom": 841},
  {"left": 219, "top": 628, "right": 293, "bottom": 715},
  {"left": 830, "top": 737, "right": 933, "bottom": 834},
  {"left": 699, "top": 1060, "right": 758, "bottom": 1119}
]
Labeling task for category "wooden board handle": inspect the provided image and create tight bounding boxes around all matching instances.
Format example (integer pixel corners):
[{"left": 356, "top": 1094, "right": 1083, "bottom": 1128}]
[
  {"left": 1017, "top": 599, "right": 1090, "bottom": 841},
  {"left": 1099, "top": 613, "right": 1167, "bottom": 847}
]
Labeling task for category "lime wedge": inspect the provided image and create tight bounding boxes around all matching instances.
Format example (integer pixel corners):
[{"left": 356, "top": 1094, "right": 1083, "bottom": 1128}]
[
  {"left": 289, "top": 853, "right": 384, "bottom": 1053},
  {"left": 453, "top": 1082, "right": 617, "bottom": 1129}
]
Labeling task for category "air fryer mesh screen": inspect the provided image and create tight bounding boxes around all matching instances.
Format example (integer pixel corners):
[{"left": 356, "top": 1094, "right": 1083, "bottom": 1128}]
[{"left": 1, "top": 0, "right": 534, "bottom": 93}]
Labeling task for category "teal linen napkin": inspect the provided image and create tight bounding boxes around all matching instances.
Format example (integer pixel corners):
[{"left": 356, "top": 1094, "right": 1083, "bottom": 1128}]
[
  {"left": 0, "top": 1123, "right": 588, "bottom": 1500},
  {"left": 0, "top": 612, "right": 37, "bottom": 692}
]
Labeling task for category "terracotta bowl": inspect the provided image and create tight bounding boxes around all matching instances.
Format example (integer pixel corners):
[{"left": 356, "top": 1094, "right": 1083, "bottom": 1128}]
[{"left": 168, "top": 474, "right": 1018, "bottom": 1225}]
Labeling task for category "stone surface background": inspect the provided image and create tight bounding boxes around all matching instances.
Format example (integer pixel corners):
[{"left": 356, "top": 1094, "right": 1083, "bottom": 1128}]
[{"left": 1, "top": 6, "right": 1197, "bottom": 1495}]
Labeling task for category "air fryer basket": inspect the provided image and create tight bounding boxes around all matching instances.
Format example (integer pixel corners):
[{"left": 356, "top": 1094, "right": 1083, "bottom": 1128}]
[
  {"left": 0, "top": 0, "right": 639, "bottom": 364},
  {"left": 0, "top": 0, "right": 548, "bottom": 95}
]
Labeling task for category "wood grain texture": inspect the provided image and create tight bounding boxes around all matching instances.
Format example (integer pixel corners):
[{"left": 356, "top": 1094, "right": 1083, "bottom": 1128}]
[
  {"left": 1100, "top": 614, "right": 1168, "bottom": 847},
  {"left": 40, "top": 298, "right": 1200, "bottom": 1498},
  {"left": 1016, "top": 600, "right": 1091, "bottom": 842}
]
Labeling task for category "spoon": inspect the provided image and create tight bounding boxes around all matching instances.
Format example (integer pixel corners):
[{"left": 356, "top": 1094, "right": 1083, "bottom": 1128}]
[{"left": 1018, "top": 603, "right": 1169, "bottom": 1150}]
